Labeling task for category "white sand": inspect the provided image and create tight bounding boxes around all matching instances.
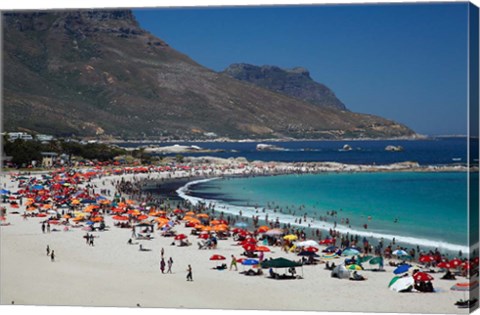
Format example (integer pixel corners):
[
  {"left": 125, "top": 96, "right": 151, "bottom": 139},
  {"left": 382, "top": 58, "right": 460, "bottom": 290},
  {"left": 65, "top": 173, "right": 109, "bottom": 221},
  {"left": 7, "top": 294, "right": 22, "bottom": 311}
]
[{"left": 0, "top": 168, "right": 474, "bottom": 313}]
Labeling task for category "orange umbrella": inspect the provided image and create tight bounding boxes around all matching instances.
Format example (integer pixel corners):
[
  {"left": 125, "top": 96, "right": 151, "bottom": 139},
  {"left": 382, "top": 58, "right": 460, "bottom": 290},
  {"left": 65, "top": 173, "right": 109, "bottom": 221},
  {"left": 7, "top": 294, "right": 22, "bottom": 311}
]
[
  {"left": 137, "top": 215, "right": 149, "bottom": 221},
  {"left": 196, "top": 213, "right": 209, "bottom": 219},
  {"left": 185, "top": 211, "right": 195, "bottom": 216},
  {"left": 73, "top": 216, "right": 85, "bottom": 222},
  {"left": 257, "top": 226, "right": 270, "bottom": 233},
  {"left": 210, "top": 220, "right": 221, "bottom": 225},
  {"left": 214, "top": 225, "right": 227, "bottom": 232},
  {"left": 91, "top": 216, "right": 104, "bottom": 222},
  {"left": 42, "top": 204, "right": 53, "bottom": 209},
  {"left": 112, "top": 215, "right": 129, "bottom": 221},
  {"left": 63, "top": 214, "right": 71, "bottom": 219},
  {"left": 202, "top": 226, "right": 213, "bottom": 232},
  {"left": 255, "top": 246, "right": 271, "bottom": 252},
  {"left": 126, "top": 199, "right": 136, "bottom": 205},
  {"left": 155, "top": 217, "right": 169, "bottom": 224},
  {"left": 71, "top": 199, "right": 80, "bottom": 205},
  {"left": 26, "top": 206, "right": 37, "bottom": 211}
]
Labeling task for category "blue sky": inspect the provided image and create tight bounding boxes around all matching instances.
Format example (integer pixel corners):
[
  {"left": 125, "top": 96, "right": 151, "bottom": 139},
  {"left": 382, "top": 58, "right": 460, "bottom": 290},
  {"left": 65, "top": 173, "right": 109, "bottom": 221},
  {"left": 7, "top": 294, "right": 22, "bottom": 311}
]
[{"left": 133, "top": 3, "right": 469, "bottom": 136}]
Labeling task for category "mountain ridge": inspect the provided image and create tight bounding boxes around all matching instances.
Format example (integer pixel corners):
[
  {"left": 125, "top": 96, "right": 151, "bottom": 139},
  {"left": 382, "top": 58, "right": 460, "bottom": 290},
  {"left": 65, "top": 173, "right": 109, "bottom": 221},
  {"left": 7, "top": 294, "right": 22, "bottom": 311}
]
[
  {"left": 2, "top": 9, "right": 416, "bottom": 140},
  {"left": 222, "top": 63, "right": 348, "bottom": 111}
]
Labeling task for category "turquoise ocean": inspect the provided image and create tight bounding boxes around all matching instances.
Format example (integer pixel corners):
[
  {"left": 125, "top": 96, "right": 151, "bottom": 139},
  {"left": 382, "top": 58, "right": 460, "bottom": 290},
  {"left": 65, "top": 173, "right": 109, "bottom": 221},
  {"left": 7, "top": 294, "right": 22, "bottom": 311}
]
[{"left": 178, "top": 172, "right": 475, "bottom": 254}]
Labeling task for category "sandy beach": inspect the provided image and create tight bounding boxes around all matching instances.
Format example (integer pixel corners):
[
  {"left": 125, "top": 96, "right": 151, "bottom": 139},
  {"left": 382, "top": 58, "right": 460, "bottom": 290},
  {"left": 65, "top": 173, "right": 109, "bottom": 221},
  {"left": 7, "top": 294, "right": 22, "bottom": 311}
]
[{"left": 0, "top": 163, "right": 476, "bottom": 313}]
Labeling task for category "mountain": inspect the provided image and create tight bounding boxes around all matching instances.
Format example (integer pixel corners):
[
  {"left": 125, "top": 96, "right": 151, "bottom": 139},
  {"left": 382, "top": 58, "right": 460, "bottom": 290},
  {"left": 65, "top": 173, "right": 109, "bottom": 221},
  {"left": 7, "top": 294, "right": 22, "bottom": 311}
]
[
  {"left": 2, "top": 10, "right": 416, "bottom": 140},
  {"left": 223, "top": 63, "right": 347, "bottom": 111}
]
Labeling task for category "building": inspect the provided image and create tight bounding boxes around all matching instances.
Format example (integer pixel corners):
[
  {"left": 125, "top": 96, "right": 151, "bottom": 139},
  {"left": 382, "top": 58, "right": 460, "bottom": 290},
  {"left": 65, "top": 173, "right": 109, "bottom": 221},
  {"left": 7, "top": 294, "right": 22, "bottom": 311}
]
[{"left": 40, "top": 152, "right": 58, "bottom": 168}]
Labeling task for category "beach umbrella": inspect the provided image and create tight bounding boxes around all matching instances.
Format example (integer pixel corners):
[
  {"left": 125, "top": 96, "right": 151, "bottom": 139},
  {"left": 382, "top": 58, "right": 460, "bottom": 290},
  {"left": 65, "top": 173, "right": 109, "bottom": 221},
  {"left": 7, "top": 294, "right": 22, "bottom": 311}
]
[
  {"left": 319, "top": 238, "right": 335, "bottom": 245},
  {"left": 369, "top": 256, "right": 384, "bottom": 265},
  {"left": 210, "top": 254, "right": 226, "bottom": 261},
  {"left": 112, "top": 215, "right": 129, "bottom": 221},
  {"left": 305, "top": 246, "right": 319, "bottom": 253},
  {"left": 185, "top": 211, "right": 195, "bottom": 216},
  {"left": 174, "top": 234, "right": 188, "bottom": 240},
  {"left": 322, "top": 253, "right": 339, "bottom": 260},
  {"left": 357, "top": 255, "right": 373, "bottom": 263},
  {"left": 243, "top": 244, "right": 256, "bottom": 252},
  {"left": 137, "top": 215, "right": 149, "bottom": 221},
  {"left": 173, "top": 209, "right": 183, "bottom": 214},
  {"left": 264, "top": 228, "right": 284, "bottom": 236},
  {"left": 393, "top": 264, "right": 411, "bottom": 275},
  {"left": 388, "top": 276, "right": 401, "bottom": 287},
  {"left": 242, "top": 259, "right": 259, "bottom": 266},
  {"left": 0, "top": 189, "right": 10, "bottom": 195},
  {"left": 346, "top": 264, "right": 363, "bottom": 271},
  {"left": 392, "top": 249, "right": 409, "bottom": 257},
  {"left": 257, "top": 226, "right": 270, "bottom": 233},
  {"left": 255, "top": 246, "right": 271, "bottom": 252},
  {"left": 449, "top": 258, "right": 462, "bottom": 268},
  {"left": 437, "top": 262, "right": 452, "bottom": 269},
  {"left": 342, "top": 248, "right": 360, "bottom": 256},
  {"left": 196, "top": 213, "right": 209, "bottom": 219},
  {"left": 389, "top": 276, "right": 414, "bottom": 292},
  {"left": 451, "top": 281, "right": 479, "bottom": 292},
  {"left": 323, "top": 246, "right": 338, "bottom": 253},
  {"left": 283, "top": 234, "right": 298, "bottom": 241},
  {"left": 413, "top": 272, "right": 434, "bottom": 282},
  {"left": 419, "top": 255, "right": 436, "bottom": 263}
]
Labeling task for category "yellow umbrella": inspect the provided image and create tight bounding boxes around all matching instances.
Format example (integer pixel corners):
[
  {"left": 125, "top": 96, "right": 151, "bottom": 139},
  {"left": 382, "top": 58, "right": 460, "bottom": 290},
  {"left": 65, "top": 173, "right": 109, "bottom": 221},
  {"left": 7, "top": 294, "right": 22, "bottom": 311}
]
[{"left": 283, "top": 234, "right": 298, "bottom": 241}]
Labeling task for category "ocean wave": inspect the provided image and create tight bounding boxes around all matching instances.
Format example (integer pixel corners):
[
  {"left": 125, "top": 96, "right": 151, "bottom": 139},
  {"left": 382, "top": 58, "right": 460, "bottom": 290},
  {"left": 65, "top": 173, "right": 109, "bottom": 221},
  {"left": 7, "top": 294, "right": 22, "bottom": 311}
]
[{"left": 177, "top": 178, "right": 470, "bottom": 254}]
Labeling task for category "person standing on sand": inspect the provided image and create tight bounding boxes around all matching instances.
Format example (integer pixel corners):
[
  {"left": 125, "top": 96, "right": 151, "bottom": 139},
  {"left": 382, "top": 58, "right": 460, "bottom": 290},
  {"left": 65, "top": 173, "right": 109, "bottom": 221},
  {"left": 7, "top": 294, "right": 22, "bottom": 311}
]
[
  {"left": 186, "top": 265, "right": 193, "bottom": 281},
  {"left": 167, "top": 257, "right": 173, "bottom": 273},
  {"left": 46, "top": 245, "right": 50, "bottom": 256},
  {"left": 160, "top": 258, "right": 166, "bottom": 274},
  {"left": 41, "top": 222, "right": 45, "bottom": 233},
  {"left": 47, "top": 222, "right": 50, "bottom": 233},
  {"left": 161, "top": 247, "right": 164, "bottom": 258},
  {"left": 50, "top": 250, "right": 55, "bottom": 262},
  {"left": 230, "top": 255, "right": 238, "bottom": 271}
]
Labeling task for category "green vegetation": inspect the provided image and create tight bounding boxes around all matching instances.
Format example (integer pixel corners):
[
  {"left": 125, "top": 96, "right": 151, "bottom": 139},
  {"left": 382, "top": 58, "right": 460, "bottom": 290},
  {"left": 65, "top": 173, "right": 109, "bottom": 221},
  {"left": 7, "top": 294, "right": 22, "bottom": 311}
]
[{"left": 3, "top": 137, "right": 128, "bottom": 167}]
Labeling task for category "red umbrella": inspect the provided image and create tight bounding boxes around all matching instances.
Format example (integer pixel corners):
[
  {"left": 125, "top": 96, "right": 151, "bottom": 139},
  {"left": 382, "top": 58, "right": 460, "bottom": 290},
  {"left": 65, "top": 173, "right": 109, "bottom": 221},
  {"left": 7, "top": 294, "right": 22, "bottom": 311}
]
[
  {"left": 210, "top": 254, "right": 226, "bottom": 261},
  {"left": 305, "top": 246, "right": 319, "bottom": 253},
  {"left": 243, "top": 244, "right": 256, "bottom": 252},
  {"left": 319, "top": 238, "right": 335, "bottom": 245},
  {"left": 137, "top": 215, "right": 149, "bottom": 221},
  {"left": 198, "top": 233, "right": 209, "bottom": 239},
  {"left": 419, "top": 255, "right": 435, "bottom": 263},
  {"left": 255, "top": 246, "right": 270, "bottom": 252},
  {"left": 175, "top": 234, "right": 187, "bottom": 240},
  {"left": 450, "top": 258, "right": 462, "bottom": 268},
  {"left": 462, "top": 262, "right": 471, "bottom": 270},
  {"left": 473, "top": 257, "right": 479, "bottom": 266},
  {"left": 437, "top": 262, "right": 452, "bottom": 269},
  {"left": 413, "top": 272, "right": 434, "bottom": 282},
  {"left": 173, "top": 209, "right": 183, "bottom": 214}
]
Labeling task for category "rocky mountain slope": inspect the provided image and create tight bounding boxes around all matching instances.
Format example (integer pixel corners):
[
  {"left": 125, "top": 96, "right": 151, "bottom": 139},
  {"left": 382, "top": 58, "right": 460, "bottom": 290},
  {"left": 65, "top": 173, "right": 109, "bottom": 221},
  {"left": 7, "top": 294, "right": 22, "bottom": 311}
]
[
  {"left": 2, "top": 10, "right": 416, "bottom": 140},
  {"left": 223, "top": 63, "right": 347, "bottom": 111}
]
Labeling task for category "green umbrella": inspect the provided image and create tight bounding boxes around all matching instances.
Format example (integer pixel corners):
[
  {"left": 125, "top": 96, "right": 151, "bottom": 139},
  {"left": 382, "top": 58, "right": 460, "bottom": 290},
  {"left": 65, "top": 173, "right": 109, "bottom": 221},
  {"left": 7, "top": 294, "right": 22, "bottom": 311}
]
[
  {"left": 357, "top": 255, "right": 373, "bottom": 263},
  {"left": 388, "top": 276, "right": 401, "bottom": 287},
  {"left": 369, "top": 256, "right": 384, "bottom": 265},
  {"left": 346, "top": 264, "right": 363, "bottom": 271}
]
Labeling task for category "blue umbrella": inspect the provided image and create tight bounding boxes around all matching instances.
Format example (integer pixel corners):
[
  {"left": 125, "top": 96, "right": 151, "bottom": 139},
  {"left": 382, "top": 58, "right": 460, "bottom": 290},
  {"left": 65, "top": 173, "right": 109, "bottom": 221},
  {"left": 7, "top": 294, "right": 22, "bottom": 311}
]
[
  {"left": 86, "top": 221, "right": 95, "bottom": 226},
  {"left": 323, "top": 246, "right": 337, "bottom": 253},
  {"left": 31, "top": 185, "right": 44, "bottom": 190},
  {"left": 393, "top": 264, "right": 411, "bottom": 275},
  {"left": 242, "top": 259, "right": 259, "bottom": 266},
  {"left": 81, "top": 199, "right": 96, "bottom": 204},
  {"left": 342, "top": 248, "right": 361, "bottom": 256},
  {"left": 0, "top": 189, "right": 10, "bottom": 195}
]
